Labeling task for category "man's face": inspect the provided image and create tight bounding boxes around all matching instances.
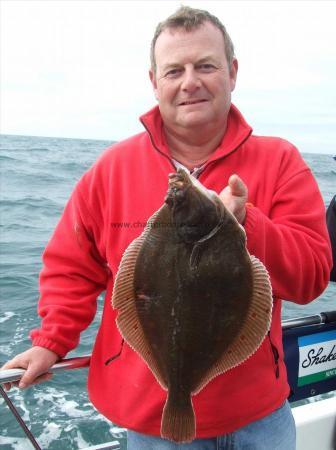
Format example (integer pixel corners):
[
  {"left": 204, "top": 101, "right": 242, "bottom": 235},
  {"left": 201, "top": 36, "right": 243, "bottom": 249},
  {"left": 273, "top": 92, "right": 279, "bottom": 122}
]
[{"left": 149, "top": 21, "right": 238, "bottom": 134}]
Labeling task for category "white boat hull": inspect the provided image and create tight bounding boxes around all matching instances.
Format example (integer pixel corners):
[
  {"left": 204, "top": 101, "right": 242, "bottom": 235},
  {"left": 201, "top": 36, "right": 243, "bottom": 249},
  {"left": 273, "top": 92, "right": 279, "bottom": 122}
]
[{"left": 292, "top": 396, "right": 336, "bottom": 450}]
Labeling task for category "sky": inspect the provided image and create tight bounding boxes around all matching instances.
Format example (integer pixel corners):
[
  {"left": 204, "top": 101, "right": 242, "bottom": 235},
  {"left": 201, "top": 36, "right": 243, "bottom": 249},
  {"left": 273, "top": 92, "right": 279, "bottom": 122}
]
[{"left": 1, "top": 0, "right": 336, "bottom": 154}]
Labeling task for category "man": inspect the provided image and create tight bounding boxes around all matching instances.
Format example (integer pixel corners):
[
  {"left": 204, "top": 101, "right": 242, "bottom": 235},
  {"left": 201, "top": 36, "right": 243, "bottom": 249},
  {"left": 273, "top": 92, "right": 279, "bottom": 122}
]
[{"left": 2, "top": 6, "right": 332, "bottom": 450}]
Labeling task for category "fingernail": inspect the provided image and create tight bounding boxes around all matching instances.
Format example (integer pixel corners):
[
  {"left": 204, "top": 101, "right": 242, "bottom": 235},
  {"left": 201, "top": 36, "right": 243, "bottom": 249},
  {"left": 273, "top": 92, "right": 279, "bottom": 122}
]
[{"left": 19, "top": 382, "right": 26, "bottom": 389}]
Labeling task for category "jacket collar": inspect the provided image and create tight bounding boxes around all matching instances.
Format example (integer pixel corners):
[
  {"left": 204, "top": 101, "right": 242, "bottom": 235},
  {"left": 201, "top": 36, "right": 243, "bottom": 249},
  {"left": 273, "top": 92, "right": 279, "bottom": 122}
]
[{"left": 139, "top": 103, "right": 253, "bottom": 163}]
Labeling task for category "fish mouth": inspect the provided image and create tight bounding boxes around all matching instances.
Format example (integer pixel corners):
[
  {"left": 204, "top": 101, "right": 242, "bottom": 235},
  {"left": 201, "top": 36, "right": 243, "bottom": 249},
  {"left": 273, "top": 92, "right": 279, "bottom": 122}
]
[
  {"left": 165, "top": 169, "right": 191, "bottom": 207},
  {"left": 165, "top": 169, "right": 218, "bottom": 208},
  {"left": 168, "top": 169, "right": 191, "bottom": 188}
]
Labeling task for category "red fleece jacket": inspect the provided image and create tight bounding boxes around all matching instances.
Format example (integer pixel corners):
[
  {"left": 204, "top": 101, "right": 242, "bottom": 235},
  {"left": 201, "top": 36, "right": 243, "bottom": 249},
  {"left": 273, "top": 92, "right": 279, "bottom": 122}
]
[{"left": 31, "top": 104, "right": 332, "bottom": 437}]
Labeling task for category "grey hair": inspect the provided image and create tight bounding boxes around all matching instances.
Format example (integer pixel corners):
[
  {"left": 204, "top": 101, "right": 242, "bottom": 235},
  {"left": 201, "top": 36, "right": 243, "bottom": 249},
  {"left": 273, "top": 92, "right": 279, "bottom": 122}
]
[{"left": 150, "top": 6, "right": 235, "bottom": 73}]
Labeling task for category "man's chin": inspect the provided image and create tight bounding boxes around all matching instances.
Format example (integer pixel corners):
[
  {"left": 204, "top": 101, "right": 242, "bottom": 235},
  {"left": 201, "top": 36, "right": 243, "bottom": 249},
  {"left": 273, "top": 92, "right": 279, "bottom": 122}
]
[{"left": 176, "top": 113, "right": 213, "bottom": 129}]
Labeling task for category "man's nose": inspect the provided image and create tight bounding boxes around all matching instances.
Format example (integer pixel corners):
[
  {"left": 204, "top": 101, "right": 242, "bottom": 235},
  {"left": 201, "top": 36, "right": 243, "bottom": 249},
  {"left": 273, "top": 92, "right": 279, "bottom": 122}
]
[{"left": 181, "top": 68, "right": 201, "bottom": 92}]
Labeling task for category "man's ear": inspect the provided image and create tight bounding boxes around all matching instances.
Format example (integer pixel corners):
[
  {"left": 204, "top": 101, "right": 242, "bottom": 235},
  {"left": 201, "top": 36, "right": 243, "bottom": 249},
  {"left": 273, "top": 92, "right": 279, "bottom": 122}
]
[
  {"left": 230, "top": 58, "right": 238, "bottom": 92},
  {"left": 149, "top": 69, "right": 159, "bottom": 100}
]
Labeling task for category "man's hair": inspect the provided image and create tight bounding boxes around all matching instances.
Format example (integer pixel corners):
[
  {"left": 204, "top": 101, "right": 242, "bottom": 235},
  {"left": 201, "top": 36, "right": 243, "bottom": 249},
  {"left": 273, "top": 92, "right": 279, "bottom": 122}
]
[{"left": 150, "top": 6, "right": 235, "bottom": 73}]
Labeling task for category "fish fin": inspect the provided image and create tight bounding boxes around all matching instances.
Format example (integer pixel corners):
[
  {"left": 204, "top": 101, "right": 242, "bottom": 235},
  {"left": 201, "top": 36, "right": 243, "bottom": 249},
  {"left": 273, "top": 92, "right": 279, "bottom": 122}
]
[
  {"left": 193, "top": 254, "right": 272, "bottom": 394},
  {"left": 161, "top": 392, "right": 196, "bottom": 443},
  {"left": 112, "top": 206, "right": 168, "bottom": 390}
]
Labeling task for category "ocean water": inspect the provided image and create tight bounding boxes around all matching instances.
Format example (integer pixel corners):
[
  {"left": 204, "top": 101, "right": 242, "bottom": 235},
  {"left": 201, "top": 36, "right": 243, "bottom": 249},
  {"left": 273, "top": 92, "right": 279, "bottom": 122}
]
[{"left": 0, "top": 134, "right": 335, "bottom": 449}]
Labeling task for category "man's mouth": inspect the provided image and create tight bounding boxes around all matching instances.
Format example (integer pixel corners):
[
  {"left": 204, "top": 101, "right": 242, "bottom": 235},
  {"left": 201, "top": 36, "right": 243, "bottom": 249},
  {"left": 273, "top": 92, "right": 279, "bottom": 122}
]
[{"left": 178, "top": 99, "right": 208, "bottom": 106}]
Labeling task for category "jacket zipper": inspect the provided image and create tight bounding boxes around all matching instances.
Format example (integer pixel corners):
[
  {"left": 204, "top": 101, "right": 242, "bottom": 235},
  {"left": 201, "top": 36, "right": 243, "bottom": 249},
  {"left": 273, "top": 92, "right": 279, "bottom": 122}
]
[
  {"left": 140, "top": 118, "right": 253, "bottom": 178},
  {"left": 140, "top": 120, "right": 176, "bottom": 170}
]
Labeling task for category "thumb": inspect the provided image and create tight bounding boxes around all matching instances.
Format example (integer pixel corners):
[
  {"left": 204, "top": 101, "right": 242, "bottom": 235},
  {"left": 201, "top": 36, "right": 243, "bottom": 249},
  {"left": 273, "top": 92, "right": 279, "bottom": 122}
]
[
  {"left": 219, "top": 174, "right": 248, "bottom": 224},
  {"left": 228, "top": 174, "right": 247, "bottom": 198}
]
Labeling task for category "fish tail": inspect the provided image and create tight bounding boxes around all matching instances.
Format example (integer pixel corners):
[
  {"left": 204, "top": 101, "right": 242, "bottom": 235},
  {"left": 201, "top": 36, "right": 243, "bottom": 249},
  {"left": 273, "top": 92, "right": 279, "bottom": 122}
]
[{"left": 160, "top": 392, "right": 196, "bottom": 443}]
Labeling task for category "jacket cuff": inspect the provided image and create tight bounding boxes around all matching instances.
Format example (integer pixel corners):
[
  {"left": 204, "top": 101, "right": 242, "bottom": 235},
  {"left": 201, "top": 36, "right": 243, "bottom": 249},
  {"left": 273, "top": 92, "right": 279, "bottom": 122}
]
[
  {"left": 244, "top": 203, "right": 259, "bottom": 234},
  {"left": 243, "top": 204, "right": 263, "bottom": 256},
  {"left": 30, "top": 335, "right": 68, "bottom": 358}
]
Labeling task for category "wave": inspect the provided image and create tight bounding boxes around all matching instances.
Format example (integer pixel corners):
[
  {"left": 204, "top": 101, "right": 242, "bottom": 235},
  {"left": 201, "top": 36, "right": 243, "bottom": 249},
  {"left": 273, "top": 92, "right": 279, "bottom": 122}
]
[
  {"left": 2, "top": 167, "right": 75, "bottom": 184},
  {"left": 312, "top": 170, "right": 336, "bottom": 180},
  {"left": 0, "top": 154, "right": 20, "bottom": 162},
  {"left": 0, "top": 436, "right": 29, "bottom": 450},
  {"left": 0, "top": 196, "right": 63, "bottom": 211},
  {"left": 0, "top": 274, "right": 38, "bottom": 290},
  {"left": 0, "top": 380, "right": 126, "bottom": 450},
  {"left": 28, "top": 147, "right": 50, "bottom": 152},
  {"left": 0, "top": 312, "right": 15, "bottom": 324}
]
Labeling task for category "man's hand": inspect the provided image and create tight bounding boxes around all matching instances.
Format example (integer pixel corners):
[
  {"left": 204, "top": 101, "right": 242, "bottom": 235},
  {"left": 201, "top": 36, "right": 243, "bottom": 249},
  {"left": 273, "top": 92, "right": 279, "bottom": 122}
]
[
  {"left": 219, "top": 174, "right": 248, "bottom": 224},
  {"left": 1, "top": 346, "right": 59, "bottom": 391}
]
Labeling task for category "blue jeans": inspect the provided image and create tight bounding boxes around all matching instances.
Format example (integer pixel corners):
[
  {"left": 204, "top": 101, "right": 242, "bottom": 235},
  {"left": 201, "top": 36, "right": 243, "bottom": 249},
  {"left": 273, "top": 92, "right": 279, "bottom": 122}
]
[{"left": 127, "top": 400, "right": 296, "bottom": 449}]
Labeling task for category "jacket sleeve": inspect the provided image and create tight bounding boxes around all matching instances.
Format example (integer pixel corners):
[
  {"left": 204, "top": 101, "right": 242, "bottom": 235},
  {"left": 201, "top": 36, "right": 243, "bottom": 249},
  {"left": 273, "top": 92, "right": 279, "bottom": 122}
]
[
  {"left": 244, "top": 149, "right": 332, "bottom": 303},
  {"left": 30, "top": 181, "right": 109, "bottom": 357}
]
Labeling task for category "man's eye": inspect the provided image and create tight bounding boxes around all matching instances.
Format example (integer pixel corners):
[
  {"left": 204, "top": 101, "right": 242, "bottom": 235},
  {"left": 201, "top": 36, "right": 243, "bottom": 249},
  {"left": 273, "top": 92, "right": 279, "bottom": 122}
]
[
  {"left": 197, "top": 64, "right": 216, "bottom": 72},
  {"left": 165, "top": 68, "right": 182, "bottom": 78}
]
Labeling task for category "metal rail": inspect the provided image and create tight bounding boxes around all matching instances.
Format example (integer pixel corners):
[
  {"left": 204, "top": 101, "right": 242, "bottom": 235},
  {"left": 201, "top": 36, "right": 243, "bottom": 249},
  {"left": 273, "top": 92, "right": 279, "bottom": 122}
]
[
  {"left": 0, "top": 355, "right": 91, "bottom": 384},
  {"left": 282, "top": 310, "right": 336, "bottom": 330}
]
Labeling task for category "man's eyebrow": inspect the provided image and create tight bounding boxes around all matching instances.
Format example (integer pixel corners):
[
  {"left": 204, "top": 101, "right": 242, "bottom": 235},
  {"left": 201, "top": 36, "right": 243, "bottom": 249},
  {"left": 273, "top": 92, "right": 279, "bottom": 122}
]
[
  {"left": 195, "top": 56, "right": 217, "bottom": 64},
  {"left": 161, "top": 63, "right": 182, "bottom": 72},
  {"left": 161, "top": 56, "right": 217, "bottom": 71}
]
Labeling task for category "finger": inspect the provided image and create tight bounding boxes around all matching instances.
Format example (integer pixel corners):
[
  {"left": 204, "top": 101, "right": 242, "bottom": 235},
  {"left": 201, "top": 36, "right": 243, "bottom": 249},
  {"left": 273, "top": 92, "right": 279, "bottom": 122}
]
[
  {"left": 228, "top": 174, "right": 247, "bottom": 197},
  {"left": 19, "top": 365, "right": 46, "bottom": 389},
  {"left": 29, "top": 372, "right": 53, "bottom": 386},
  {"left": 2, "top": 380, "right": 20, "bottom": 392},
  {"left": 20, "top": 372, "right": 53, "bottom": 389},
  {"left": 3, "top": 371, "right": 53, "bottom": 390},
  {"left": 1, "top": 358, "right": 25, "bottom": 371},
  {"left": 1, "top": 358, "right": 26, "bottom": 391}
]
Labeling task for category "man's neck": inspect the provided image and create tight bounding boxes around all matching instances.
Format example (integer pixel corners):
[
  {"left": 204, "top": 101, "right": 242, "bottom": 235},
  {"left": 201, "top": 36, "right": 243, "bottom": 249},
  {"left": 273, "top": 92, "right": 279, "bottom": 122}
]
[{"left": 164, "top": 124, "right": 226, "bottom": 170}]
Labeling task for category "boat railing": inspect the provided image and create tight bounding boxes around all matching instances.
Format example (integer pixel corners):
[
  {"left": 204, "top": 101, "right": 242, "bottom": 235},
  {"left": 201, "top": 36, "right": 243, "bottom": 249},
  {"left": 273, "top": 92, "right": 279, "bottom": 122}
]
[
  {"left": 282, "top": 310, "right": 336, "bottom": 330},
  {"left": 0, "top": 354, "right": 91, "bottom": 384}
]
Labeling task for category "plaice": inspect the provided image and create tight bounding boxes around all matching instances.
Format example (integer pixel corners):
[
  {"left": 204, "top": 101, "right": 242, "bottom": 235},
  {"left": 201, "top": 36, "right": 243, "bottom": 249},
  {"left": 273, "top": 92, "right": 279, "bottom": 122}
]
[{"left": 112, "top": 168, "right": 272, "bottom": 443}]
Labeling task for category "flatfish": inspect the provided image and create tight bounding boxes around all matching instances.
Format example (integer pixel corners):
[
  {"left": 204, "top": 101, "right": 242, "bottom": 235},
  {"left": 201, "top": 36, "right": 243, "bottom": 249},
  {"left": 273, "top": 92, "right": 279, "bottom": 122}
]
[{"left": 112, "top": 169, "right": 272, "bottom": 443}]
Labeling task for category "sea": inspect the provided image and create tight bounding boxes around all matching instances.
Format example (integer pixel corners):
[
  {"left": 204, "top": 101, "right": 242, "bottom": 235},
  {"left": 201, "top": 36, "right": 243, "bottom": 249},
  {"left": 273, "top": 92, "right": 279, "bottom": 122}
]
[{"left": 0, "top": 134, "right": 335, "bottom": 450}]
